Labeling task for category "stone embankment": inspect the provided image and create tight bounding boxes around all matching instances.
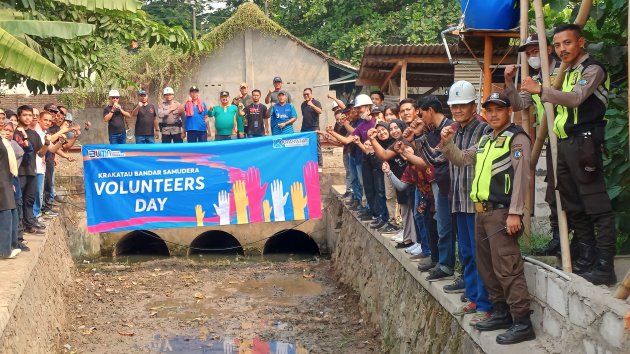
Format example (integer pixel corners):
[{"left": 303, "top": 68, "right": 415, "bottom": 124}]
[{"left": 326, "top": 187, "right": 629, "bottom": 354}]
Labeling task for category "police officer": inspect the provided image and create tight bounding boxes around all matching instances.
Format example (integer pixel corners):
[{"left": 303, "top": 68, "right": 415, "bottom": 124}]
[
  {"left": 521, "top": 24, "right": 616, "bottom": 285},
  {"left": 440, "top": 92, "right": 535, "bottom": 345},
  {"left": 504, "top": 34, "right": 563, "bottom": 256}
]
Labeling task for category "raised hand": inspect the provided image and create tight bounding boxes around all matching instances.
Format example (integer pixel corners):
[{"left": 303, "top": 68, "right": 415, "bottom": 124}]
[
  {"left": 232, "top": 180, "right": 249, "bottom": 224},
  {"left": 382, "top": 161, "right": 390, "bottom": 173},
  {"left": 521, "top": 76, "right": 541, "bottom": 94},
  {"left": 271, "top": 179, "right": 289, "bottom": 221},
  {"left": 195, "top": 204, "right": 205, "bottom": 226},
  {"left": 212, "top": 190, "right": 230, "bottom": 225},
  {"left": 290, "top": 182, "right": 308, "bottom": 220},
  {"left": 263, "top": 200, "right": 272, "bottom": 222},
  {"left": 244, "top": 167, "right": 268, "bottom": 223},
  {"left": 440, "top": 126, "right": 455, "bottom": 145},
  {"left": 302, "top": 161, "right": 321, "bottom": 219},
  {"left": 367, "top": 128, "right": 378, "bottom": 140}
]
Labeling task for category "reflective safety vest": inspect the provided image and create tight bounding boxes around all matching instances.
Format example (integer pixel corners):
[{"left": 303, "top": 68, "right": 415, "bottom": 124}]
[
  {"left": 532, "top": 60, "right": 560, "bottom": 125},
  {"left": 553, "top": 57, "right": 610, "bottom": 139},
  {"left": 471, "top": 124, "right": 527, "bottom": 205}
]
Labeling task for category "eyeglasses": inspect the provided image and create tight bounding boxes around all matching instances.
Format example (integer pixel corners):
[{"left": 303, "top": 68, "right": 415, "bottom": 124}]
[{"left": 111, "top": 97, "right": 120, "bottom": 99}]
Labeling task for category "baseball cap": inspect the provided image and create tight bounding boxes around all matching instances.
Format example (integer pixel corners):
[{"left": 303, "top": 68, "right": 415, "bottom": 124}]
[
  {"left": 189, "top": 86, "right": 199, "bottom": 92},
  {"left": 138, "top": 89, "right": 147, "bottom": 95},
  {"left": 277, "top": 90, "right": 288, "bottom": 96},
  {"left": 220, "top": 90, "right": 229, "bottom": 97},
  {"left": 4, "top": 109, "right": 16, "bottom": 119},
  {"left": 239, "top": 82, "right": 248, "bottom": 88},
  {"left": 108, "top": 89, "right": 120, "bottom": 97},
  {"left": 482, "top": 92, "right": 511, "bottom": 108},
  {"left": 64, "top": 112, "right": 74, "bottom": 122},
  {"left": 370, "top": 106, "right": 383, "bottom": 115},
  {"left": 43, "top": 103, "right": 59, "bottom": 113},
  {"left": 273, "top": 76, "right": 282, "bottom": 83},
  {"left": 3, "top": 118, "right": 12, "bottom": 126},
  {"left": 518, "top": 34, "right": 540, "bottom": 52},
  {"left": 163, "top": 87, "right": 174, "bottom": 95}
]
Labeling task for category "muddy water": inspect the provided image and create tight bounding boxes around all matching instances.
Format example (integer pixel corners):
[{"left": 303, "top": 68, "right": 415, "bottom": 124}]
[{"left": 61, "top": 258, "right": 381, "bottom": 353}]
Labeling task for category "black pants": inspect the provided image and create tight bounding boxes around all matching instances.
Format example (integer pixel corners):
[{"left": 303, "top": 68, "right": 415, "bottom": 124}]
[
  {"left": 186, "top": 130, "right": 207, "bottom": 143},
  {"left": 544, "top": 142, "right": 558, "bottom": 229},
  {"left": 43, "top": 160, "right": 54, "bottom": 209},
  {"left": 162, "top": 134, "right": 183, "bottom": 143},
  {"left": 361, "top": 156, "right": 387, "bottom": 221},
  {"left": 557, "top": 136, "right": 616, "bottom": 254},
  {"left": 19, "top": 175, "right": 37, "bottom": 229}
]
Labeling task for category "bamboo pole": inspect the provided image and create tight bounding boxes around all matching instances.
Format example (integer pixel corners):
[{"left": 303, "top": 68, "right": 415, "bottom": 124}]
[
  {"left": 483, "top": 36, "right": 493, "bottom": 100},
  {"left": 520, "top": 0, "right": 532, "bottom": 248},
  {"left": 530, "top": 0, "right": 594, "bottom": 168},
  {"left": 532, "top": 0, "right": 572, "bottom": 273}
]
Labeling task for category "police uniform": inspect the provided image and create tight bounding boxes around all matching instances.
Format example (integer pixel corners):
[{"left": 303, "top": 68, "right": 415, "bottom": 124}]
[
  {"left": 504, "top": 58, "right": 562, "bottom": 253},
  {"left": 540, "top": 53, "right": 616, "bottom": 284},
  {"left": 442, "top": 93, "right": 534, "bottom": 344}
]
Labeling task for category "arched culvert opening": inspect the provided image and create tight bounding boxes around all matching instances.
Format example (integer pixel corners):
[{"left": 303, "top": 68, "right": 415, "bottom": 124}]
[
  {"left": 114, "top": 230, "right": 170, "bottom": 257},
  {"left": 263, "top": 230, "right": 320, "bottom": 255},
  {"left": 188, "top": 231, "right": 244, "bottom": 256}
]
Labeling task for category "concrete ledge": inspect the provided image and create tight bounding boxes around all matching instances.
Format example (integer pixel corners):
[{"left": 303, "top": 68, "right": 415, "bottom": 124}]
[
  {"left": 0, "top": 217, "right": 73, "bottom": 353},
  {"left": 326, "top": 186, "right": 629, "bottom": 353}
]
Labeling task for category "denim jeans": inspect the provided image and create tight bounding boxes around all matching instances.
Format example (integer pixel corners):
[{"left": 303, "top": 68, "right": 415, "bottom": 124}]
[
  {"left": 135, "top": 135, "right": 155, "bottom": 144},
  {"left": 0, "top": 208, "right": 18, "bottom": 257},
  {"left": 108, "top": 132, "right": 126, "bottom": 144},
  {"left": 347, "top": 154, "right": 363, "bottom": 201},
  {"left": 343, "top": 153, "right": 351, "bottom": 193},
  {"left": 33, "top": 173, "right": 45, "bottom": 218},
  {"left": 456, "top": 212, "right": 492, "bottom": 311},
  {"left": 413, "top": 187, "right": 432, "bottom": 256},
  {"left": 432, "top": 182, "right": 455, "bottom": 274},
  {"left": 361, "top": 159, "right": 387, "bottom": 221}
]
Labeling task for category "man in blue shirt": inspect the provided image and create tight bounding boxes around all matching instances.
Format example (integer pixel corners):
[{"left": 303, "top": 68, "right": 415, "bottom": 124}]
[
  {"left": 184, "top": 86, "right": 209, "bottom": 143},
  {"left": 270, "top": 91, "right": 297, "bottom": 135}
]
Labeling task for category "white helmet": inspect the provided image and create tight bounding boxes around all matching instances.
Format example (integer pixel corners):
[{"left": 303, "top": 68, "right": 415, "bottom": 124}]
[
  {"left": 163, "top": 87, "right": 175, "bottom": 95},
  {"left": 331, "top": 100, "right": 339, "bottom": 109},
  {"left": 353, "top": 94, "right": 372, "bottom": 107},
  {"left": 108, "top": 89, "right": 120, "bottom": 97},
  {"left": 447, "top": 80, "right": 476, "bottom": 105}
]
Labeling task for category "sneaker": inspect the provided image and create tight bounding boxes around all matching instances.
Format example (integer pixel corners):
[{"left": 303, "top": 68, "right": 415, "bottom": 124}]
[
  {"left": 380, "top": 223, "right": 400, "bottom": 235},
  {"left": 370, "top": 219, "right": 387, "bottom": 229},
  {"left": 418, "top": 260, "right": 437, "bottom": 272},
  {"left": 25, "top": 227, "right": 46, "bottom": 235},
  {"left": 8, "top": 248, "right": 21, "bottom": 259},
  {"left": 453, "top": 302, "right": 477, "bottom": 316},
  {"left": 390, "top": 230, "right": 404, "bottom": 241},
  {"left": 395, "top": 241, "right": 414, "bottom": 249},
  {"left": 469, "top": 311, "right": 491, "bottom": 326},
  {"left": 410, "top": 253, "right": 430, "bottom": 261},
  {"left": 18, "top": 242, "right": 30, "bottom": 252},
  {"left": 405, "top": 243, "right": 421, "bottom": 254},
  {"left": 359, "top": 213, "right": 373, "bottom": 221},
  {"left": 426, "top": 267, "right": 454, "bottom": 282},
  {"left": 443, "top": 276, "right": 466, "bottom": 294},
  {"left": 43, "top": 209, "right": 59, "bottom": 217}
]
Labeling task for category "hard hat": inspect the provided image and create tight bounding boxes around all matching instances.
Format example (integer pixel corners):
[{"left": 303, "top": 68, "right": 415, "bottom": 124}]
[
  {"left": 447, "top": 81, "right": 476, "bottom": 105},
  {"left": 331, "top": 101, "right": 339, "bottom": 109},
  {"left": 163, "top": 87, "right": 174, "bottom": 95},
  {"left": 353, "top": 94, "right": 372, "bottom": 107},
  {"left": 108, "top": 89, "right": 120, "bottom": 97}
]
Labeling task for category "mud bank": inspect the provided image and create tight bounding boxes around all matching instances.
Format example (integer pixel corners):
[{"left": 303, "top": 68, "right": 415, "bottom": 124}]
[{"left": 0, "top": 217, "right": 73, "bottom": 353}]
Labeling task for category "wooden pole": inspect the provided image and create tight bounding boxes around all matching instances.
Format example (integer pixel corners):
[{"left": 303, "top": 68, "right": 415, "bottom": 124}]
[
  {"left": 483, "top": 36, "right": 493, "bottom": 100},
  {"left": 400, "top": 60, "right": 408, "bottom": 101},
  {"left": 530, "top": 0, "right": 594, "bottom": 168},
  {"left": 520, "top": 0, "right": 532, "bottom": 248},
  {"left": 532, "top": 0, "right": 572, "bottom": 273}
]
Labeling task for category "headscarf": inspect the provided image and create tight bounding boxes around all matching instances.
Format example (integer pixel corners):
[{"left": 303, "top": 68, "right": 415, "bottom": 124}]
[
  {"left": 375, "top": 121, "right": 394, "bottom": 149},
  {"left": 388, "top": 119, "right": 407, "bottom": 140}
]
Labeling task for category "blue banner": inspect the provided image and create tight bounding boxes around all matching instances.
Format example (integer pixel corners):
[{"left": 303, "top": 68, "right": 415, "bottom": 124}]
[{"left": 82, "top": 132, "right": 321, "bottom": 233}]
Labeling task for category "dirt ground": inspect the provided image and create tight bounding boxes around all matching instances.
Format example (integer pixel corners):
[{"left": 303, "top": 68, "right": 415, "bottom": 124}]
[{"left": 60, "top": 258, "right": 382, "bottom": 354}]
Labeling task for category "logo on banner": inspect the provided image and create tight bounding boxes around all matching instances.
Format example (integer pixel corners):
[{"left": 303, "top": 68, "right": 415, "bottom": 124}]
[
  {"left": 272, "top": 137, "right": 310, "bottom": 149},
  {"left": 87, "top": 149, "right": 126, "bottom": 158}
]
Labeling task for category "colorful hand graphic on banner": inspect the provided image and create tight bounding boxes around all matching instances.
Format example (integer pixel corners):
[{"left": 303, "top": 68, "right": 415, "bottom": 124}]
[
  {"left": 271, "top": 179, "right": 288, "bottom": 222},
  {"left": 213, "top": 190, "right": 231, "bottom": 225},
  {"left": 263, "top": 200, "right": 272, "bottom": 222},
  {"left": 290, "top": 182, "right": 307, "bottom": 220},
  {"left": 195, "top": 204, "right": 205, "bottom": 226},
  {"left": 303, "top": 161, "right": 322, "bottom": 219},
  {"left": 245, "top": 167, "right": 268, "bottom": 223},
  {"left": 232, "top": 180, "right": 249, "bottom": 224}
]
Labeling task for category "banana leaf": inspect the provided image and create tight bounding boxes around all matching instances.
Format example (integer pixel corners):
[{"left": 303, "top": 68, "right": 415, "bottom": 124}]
[{"left": 0, "top": 20, "right": 94, "bottom": 39}]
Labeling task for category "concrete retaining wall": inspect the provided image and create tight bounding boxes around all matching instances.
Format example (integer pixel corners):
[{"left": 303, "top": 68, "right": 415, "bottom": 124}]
[
  {"left": 326, "top": 189, "right": 630, "bottom": 353},
  {"left": 0, "top": 218, "right": 73, "bottom": 353}
]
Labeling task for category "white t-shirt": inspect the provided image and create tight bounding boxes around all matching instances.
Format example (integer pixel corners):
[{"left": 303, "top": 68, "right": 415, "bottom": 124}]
[{"left": 34, "top": 125, "right": 46, "bottom": 174}]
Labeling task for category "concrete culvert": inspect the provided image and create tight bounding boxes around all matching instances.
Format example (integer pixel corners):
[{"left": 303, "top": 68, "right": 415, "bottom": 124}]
[
  {"left": 114, "top": 230, "right": 170, "bottom": 257},
  {"left": 263, "top": 230, "right": 320, "bottom": 255},
  {"left": 188, "top": 231, "right": 244, "bottom": 256}
]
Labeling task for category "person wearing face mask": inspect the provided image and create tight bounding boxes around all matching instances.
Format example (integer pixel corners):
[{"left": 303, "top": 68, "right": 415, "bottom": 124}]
[{"left": 503, "top": 33, "right": 562, "bottom": 258}]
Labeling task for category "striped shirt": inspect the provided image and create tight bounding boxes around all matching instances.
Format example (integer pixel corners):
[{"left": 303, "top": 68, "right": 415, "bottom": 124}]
[{"left": 449, "top": 118, "right": 489, "bottom": 213}]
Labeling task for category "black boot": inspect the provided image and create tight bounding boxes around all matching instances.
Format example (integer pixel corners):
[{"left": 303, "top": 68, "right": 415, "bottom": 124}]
[
  {"left": 496, "top": 314, "right": 536, "bottom": 345},
  {"left": 475, "top": 301, "right": 512, "bottom": 331},
  {"left": 536, "top": 228, "right": 560, "bottom": 256},
  {"left": 572, "top": 242, "right": 597, "bottom": 274},
  {"left": 581, "top": 251, "right": 617, "bottom": 286}
]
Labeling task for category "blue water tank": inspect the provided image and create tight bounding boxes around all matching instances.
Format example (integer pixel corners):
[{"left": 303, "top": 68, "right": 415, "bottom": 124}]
[{"left": 460, "top": 0, "right": 520, "bottom": 30}]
